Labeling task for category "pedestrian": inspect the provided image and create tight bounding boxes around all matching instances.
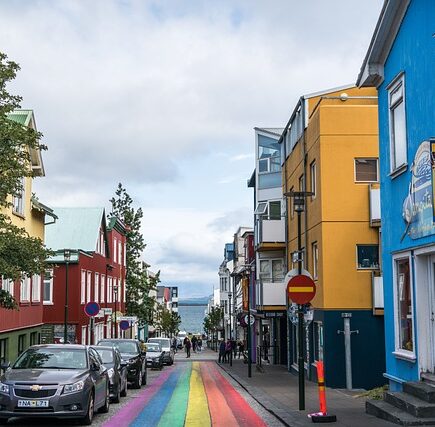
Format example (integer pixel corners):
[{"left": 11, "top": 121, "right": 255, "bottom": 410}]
[
  {"left": 238, "top": 340, "right": 244, "bottom": 359},
  {"left": 225, "top": 339, "right": 232, "bottom": 363},
  {"left": 185, "top": 337, "right": 191, "bottom": 358},
  {"left": 192, "top": 335, "right": 197, "bottom": 353},
  {"left": 231, "top": 338, "right": 237, "bottom": 358},
  {"left": 218, "top": 339, "right": 226, "bottom": 363},
  {"left": 197, "top": 338, "right": 202, "bottom": 352},
  {"left": 172, "top": 337, "right": 177, "bottom": 353}
]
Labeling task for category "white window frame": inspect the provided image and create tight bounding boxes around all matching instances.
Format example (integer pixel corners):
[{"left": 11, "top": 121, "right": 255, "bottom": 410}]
[
  {"left": 354, "top": 158, "right": 379, "bottom": 183},
  {"left": 113, "top": 238, "right": 117, "bottom": 264},
  {"left": 259, "top": 258, "right": 284, "bottom": 282},
  {"left": 43, "top": 271, "right": 53, "bottom": 305},
  {"left": 31, "top": 274, "right": 41, "bottom": 302},
  {"left": 118, "top": 241, "right": 122, "bottom": 265},
  {"left": 12, "top": 177, "right": 25, "bottom": 216},
  {"left": 255, "top": 202, "right": 268, "bottom": 215},
  {"left": 107, "top": 276, "right": 113, "bottom": 303},
  {"left": 310, "top": 161, "right": 317, "bottom": 199},
  {"left": 392, "top": 252, "right": 416, "bottom": 360},
  {"left": 87, "top": 271, "right": 92, "bottom": 303},
  {"left": 81, "top": 270, "right": 86, "bottom": 304},
  {"left": 20, "top": 276, "right": 31, "bottom": 302},
  {"left": 388, "top": 73, "right": 407, "bottom": 175},
  {"left": 312, "top": 242, "right": 319, "bottom": 280},
  {"left": 100, "top": 274, "right": 105, "bottom": 303},
  {"left": 123, "top": 243, "right": 127, "bottom": 266},
  {"left": 1, "top": 277, "right": 14, "bottom": 297},
  {"left": 94, "top": 273, "right": 99, "bottom": 303}
]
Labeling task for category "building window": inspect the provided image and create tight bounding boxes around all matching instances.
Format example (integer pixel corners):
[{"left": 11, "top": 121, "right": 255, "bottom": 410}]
[
  {"left": 94, "top": 273, "right": 99, "bottom": 303},
  {"left": 299, "top": 174, "right": 305, "bottom": 192},
  {"left": 310, "top": 161, "right": 316, "bottom": 199},
  {"left": 20, "top": 276, "right": 30, "bottom": 302},
  {"left": 43, "top": 271, "right": 53, "bottom": 304},
  {"left": 356, "top": 245, "right": 379, "bottom": 269},
  {"left": 355, "top": 158, "right": 378, "bottom": 182},
  {"left": 289, "top": 186, "right": 294, "bottom": 219},
  {"left": 0, "top": 339, "right": 7, "bottom": 367},
  {"left": 100, "top": 274, "right": 105, "bottom": 303},
  {"left": 394, "top": 256, "right": 414, "bottom": 353},
  {"left": 312, "top": 242, "right": 319, "bottom": 280},
  {"left": 259, "top": 259, "right": 284, "bottom": 282},
  {"left": 30, "top": 332, "right": 39, "bottom": 346},
  {"left": 258, "top": 135, "right": 281, "bottom": 174},
  {"left": 118, "top": 241, "right": 122, "bottom": 266},
  {"left": 1, "top": 277, "right": 14, "bottom": 297},
  {"left": 87, "top": 271, "right": 92, "bottom": 302},
  {"left": 31, "top": 274, "right": 41, "bottom": 302},
  {"left": 13, "top": 177, "right": 25, "bottom": 216},
  {"left": 18, "top": 334, "right": 26, "bottom": 357},
  {"left": 113, "top": 238, "right": 117, "bottom": 264},
  {"left": 255, "top": 202, "right": 268, "bottom": 215},
  {"left": 269, "top": 201, "right": 281, "bottom": 220},
  {"left": 81, "top": 270, "right": 86, "bottom": 304},
  {"left": 107, "top": 277, "right": 113, "bottom": 303},
  {"left": 314, "top": 322, "right": 324, "bottom": 362},
  {"left": 388, "top": 74, "right": 407, "bottom": 172}
]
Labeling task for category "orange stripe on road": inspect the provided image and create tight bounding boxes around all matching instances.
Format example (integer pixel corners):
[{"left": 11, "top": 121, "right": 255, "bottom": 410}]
[{"left": 201, "top": 363, "right": 239, "bottom": 427}]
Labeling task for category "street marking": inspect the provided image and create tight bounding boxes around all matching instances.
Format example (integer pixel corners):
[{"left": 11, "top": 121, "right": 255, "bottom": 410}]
[
  {"left": 158, "top": 363, "right": 191, "bottom": 427},
  {"left": 185, "top": 362, "right": 211, "bottom": 426}
]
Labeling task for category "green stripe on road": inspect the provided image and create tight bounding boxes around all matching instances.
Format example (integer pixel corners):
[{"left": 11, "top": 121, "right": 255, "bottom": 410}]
[{"left": 158, "top": 363, "right": 192, "bottom": 427}]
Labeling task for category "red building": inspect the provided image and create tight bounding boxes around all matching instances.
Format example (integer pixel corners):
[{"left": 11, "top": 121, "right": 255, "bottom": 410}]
[{"left": 43, "top": 208, "right": 126, "bottom": 344}]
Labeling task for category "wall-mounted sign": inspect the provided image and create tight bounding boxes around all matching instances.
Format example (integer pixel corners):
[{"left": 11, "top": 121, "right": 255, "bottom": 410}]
[
  {"left": 402, "top": 140, "right": 435, "bottom": 239},
  {"left": 241, "top": 277, "right": 249, "bottom": 311}
]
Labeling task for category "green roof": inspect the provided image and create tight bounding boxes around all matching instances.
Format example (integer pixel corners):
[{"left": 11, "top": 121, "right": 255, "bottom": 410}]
[
  {"left": 45, "top": 207, "right": 106, "bottom": 253},
  {"left": 7, "top": 110, "right": 33, "bottom": 126}
]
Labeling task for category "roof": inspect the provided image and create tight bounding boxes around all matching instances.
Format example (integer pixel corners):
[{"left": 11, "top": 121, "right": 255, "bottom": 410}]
[
  {"left": 254, "top": 127, "right": 284, "bottom": 137},
  {"left": 7, "top": 109, "right": 34, "bottom": 126},
  {"left": 357, "top": 0, "right": 410, "bottom": 87},
  {"left": 107, "top": 216, "right": 126, "bottom": 234},
  {"left": 45, "top": 207, "right": 106, "bottom": 252}
]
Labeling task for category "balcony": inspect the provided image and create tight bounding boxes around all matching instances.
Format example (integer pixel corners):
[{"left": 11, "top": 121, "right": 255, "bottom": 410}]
[
  {"left": 369, "top": 184, "right": 381, "bottom": 227},
  {"left": 255, "top": 216, "right": 285, "bottom": 251},
  {"left": 256, "top": 278, "right": 286, "bottom": 308}
]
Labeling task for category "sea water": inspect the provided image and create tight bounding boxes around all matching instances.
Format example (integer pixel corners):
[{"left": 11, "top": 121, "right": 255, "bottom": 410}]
[{"left": 178, "top": 305, "right": 207, "bottom": 335}]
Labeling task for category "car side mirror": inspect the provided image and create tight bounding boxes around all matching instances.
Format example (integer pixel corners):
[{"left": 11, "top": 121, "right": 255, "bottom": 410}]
[{"left": 0, "top": 362, "right": 10, "bottom": 371}]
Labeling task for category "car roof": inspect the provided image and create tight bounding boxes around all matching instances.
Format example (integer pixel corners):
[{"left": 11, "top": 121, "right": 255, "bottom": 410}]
[
  {"left": 98, "top": 339, "right": 139, "bottom": 343},
  {"left": 30, "top": 344, "right": 87, "bottom": 350}
]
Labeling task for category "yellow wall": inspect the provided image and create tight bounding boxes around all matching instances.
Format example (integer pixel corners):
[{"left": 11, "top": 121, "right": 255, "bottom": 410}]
[{"left": 284, "top": 86, "right": 379, "bottom": 310}]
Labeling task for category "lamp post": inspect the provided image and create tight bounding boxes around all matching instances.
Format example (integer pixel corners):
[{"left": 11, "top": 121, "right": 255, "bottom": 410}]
[
  {"left": 284, "top": 190, "right": 313, "bottom": 411},
  {"left": 114, "top": 282, "right": 119, "bottom": 338},
  {"left": 228, "top": 291, "right": 233, "bottom": 367},
  {"left": 63, "top": 249, "right": 71, "bottom": 344}
]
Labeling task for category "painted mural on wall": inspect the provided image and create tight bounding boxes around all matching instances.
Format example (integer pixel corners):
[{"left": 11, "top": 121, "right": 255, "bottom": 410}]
[{"left": 402, "top": 140, "right": 435, "bottom": 239}]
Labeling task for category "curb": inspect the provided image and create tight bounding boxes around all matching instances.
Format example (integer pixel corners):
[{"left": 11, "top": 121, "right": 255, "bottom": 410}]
[{"left": 217, "top": 361, "right": 309, "bottom": 427}]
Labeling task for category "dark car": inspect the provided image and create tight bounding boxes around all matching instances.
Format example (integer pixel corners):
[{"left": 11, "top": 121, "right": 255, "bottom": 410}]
[
  {"left": 145, "top": 343, "right": 164, "bottom": 370},
  {"left": 0, "top": 344, "right": 109, "bottom": 425},
  {"left": 97, "top": 339, "right": 146, "bottom": 389},
  {"left": 91, "top": 346, "right": 127, "bottom": 403}
]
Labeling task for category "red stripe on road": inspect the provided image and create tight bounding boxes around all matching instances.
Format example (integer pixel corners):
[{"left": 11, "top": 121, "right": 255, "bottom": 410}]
[
  {"left": 207, "top": 362, "right": 267, "bottom": 427},
  {"left": 200, "top": 363, "right": 239, "bottom": 427}
]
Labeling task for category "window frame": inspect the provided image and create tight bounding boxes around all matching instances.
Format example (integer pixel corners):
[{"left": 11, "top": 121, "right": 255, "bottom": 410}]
[
  {"left": 12, "top": 177, "right": 25, "bottom": 217},
  {"left": 388, "top": 72, "right": 407, "bottom": 176},
  {"left": 354, "top": 158, "right": 379, "bottom": 183},
  {"left": 86, "top": 271, "right": 92, "bottom": 303},
  {"left": 81, "top": 270, "right": 86, "bottom": 304},
  {"left": 94, "top": 273, "right": 100, "bottom": 303},
  {"left": 310, "top": 161, "right": 317, "bottom": 199},
  {"left": 392, "top": 252, "right": 416, "bottom": 360},
  {"left": 312, "top": 241, "right": 319, "bottom": 280},
  {"left": 31, "top": 274, "right": 41, "bottom": 302},
  {"left": 20, "top": 276, "right": 31, "bottom": 303},
  {"left": 356, "top": 244, "right": 379, "bottom": 270},
  {"left": 43, "top": 271, "right": 53, "bottom": 305}
]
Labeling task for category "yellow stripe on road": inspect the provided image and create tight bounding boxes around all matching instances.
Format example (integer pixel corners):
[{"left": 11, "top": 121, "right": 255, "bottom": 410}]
[
  {"left": 290, "top": 287, "right": 314, "bottom": 292},
  {"left": 185, "top": 362, "right": 211, "bottom": 427}
]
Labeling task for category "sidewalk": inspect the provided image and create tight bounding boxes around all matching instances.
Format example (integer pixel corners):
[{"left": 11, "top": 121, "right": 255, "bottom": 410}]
[{"left": 217, "top": 358, "right": 391, "bottom": 427}]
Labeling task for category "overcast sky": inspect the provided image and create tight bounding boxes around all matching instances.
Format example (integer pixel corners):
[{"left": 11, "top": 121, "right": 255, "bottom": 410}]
[{"left": 0, "top": 0, "right": 382, "bottom": 298}]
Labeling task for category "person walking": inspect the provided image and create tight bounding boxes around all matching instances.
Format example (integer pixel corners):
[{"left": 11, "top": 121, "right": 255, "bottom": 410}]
[
  {"left": 237, "top": 340, "right": 245, "bottom": 359},
  {"left": 225, "top": 339, "right": 232, "bottom": 363},
  {"left": 197, "top": 338, "right": 202, "bottom": 352},
  {"left": 191, "top": 335, "right": 197, "bottom": 353},
  {"left": 218, "top": 339, "right": 226, "bottom": 363},
  {"left": 184, "top": 336, "right": 191, "bottom": 358}
]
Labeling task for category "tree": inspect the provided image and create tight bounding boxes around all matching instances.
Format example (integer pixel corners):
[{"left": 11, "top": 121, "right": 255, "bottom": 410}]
[
  {"left": 203, "top": 305, "right": 224, "bottom": 338},
  {"left": 0, "top": 52, "right": 52, "bottom": 309},
  {"left": 109, "top": 183, "right": 156, "bottom": 326},
  {"left": 155, "top": 303, "right": 181, "bottom": 337}
]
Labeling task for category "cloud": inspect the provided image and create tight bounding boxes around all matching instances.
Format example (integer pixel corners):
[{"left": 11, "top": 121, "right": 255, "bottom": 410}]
[
  {"left": 208, "top": 208, "right": 252, "bottom": 233},
  {"left": 229, "top": 153, "right": 254, "bottom": 162}
]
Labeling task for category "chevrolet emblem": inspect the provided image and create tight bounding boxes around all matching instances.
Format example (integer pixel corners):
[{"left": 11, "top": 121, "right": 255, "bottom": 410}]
[{"left": 30, "top": 385, "right": 42, "bottom": 392}]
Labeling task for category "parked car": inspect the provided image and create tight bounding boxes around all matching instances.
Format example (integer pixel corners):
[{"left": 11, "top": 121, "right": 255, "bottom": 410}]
[
  {"left": 91, "top": 346, "right": 127, "bottom": 403},
  {"left": 145, "top": 343, "right": 164, "bottom": 370},
  {"left": 0, "top": 344, "right": 109, "bottom": 425},
  {"left": 147, "top": 338, "right": 174, "bottom": 365},
  {"left": 97, "top": 339, "right": 146, "bottom": 389}
]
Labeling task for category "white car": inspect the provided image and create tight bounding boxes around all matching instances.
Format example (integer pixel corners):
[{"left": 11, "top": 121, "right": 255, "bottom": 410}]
[{"left": 147, "top": 338, "right": 174, "bottom": 365}]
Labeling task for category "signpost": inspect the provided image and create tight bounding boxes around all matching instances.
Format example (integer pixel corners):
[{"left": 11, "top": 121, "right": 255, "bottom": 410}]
[{"left": 84, "top": 302, "right": 100, "bottom": 345}]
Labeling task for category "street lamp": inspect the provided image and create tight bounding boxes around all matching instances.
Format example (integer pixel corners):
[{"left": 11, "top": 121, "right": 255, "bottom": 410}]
[
  {"left": 114, "top": 282, "right": 119, "bottom": 338},
  {"left": 284, "top": 190, "right": 313, "bottom": 411},
  {"left": 63, "top": 249, "right": 71, "bottom": 345}
]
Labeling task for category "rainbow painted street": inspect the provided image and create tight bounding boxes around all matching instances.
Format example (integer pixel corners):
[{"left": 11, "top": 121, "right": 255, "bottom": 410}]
[{"left": 103, "top": 362, "right": 267, "bottom": 427}]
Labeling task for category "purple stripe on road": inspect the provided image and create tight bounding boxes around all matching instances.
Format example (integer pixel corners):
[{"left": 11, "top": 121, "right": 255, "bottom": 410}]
[{"left": 103, "top": 366, "right": 176, "bottom": 427}]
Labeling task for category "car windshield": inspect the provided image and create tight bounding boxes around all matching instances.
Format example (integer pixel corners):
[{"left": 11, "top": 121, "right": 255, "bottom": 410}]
[
  {"left": 149, "top": 339, "right": 169, "bottom": 348},
  {"left": 13, "top": 348, "right": 87, "bottom": 370},
  {"left": 94, "top": 349, "right": 113, "bottom": 364},
  {"left": 99, "top": 340, "right": 138, "bottom": 355},
  {"left": 146, "top": 344, "right": 161, "bottom": 352}
]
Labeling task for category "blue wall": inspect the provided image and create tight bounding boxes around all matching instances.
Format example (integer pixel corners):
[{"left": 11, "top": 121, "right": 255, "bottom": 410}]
[{"left": 378, "top": 0, "right": 435, "bottom": 388}]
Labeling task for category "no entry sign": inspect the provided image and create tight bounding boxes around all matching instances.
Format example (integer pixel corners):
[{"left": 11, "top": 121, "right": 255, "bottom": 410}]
[{"left": 286, "top": 274, "right": 316, "bottom": 305}]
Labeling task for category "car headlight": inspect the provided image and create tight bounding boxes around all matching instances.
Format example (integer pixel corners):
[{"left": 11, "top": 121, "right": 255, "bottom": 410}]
[
  {"left": 63, "top": 380, "right": 84, "bottom": 394},
  {"left": 0, "top": 382, "right": 9, "bottom": 394},
  {"left": 107, "top": 368, "right": 114, "bottom": 379}
]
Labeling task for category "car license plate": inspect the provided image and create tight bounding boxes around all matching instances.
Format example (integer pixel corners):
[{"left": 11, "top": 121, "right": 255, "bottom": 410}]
[{"left": 18, "top": 400, "right": 49, "bottom": 408}]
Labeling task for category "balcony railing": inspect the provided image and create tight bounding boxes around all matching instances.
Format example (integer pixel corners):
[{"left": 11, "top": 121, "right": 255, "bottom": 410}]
[
  {"left": 256, "top": 277, "right": 286, "bottom": 307},
  {"left": 255, "top": 215, "right": 285, "bottom": 247}
]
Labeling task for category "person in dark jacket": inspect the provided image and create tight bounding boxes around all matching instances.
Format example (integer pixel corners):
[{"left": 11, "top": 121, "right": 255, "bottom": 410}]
[
  {"left": 218, "top": 339, "right": 226, "bottom": 363},
  {"left": 184, "top": 336, "right": 191, "bottom": 358}
]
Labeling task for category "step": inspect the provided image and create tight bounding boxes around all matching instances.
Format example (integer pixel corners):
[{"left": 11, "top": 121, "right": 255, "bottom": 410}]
[
  {"left": 385, "top": 392, "right": 435, "bottom": 418},
  {"left": 422, "top": 374, "right": 435, "bottom": 387},
  {"left": 404, "top": 382, "right": 435, "bottom": 404},
  {"left": 366, "top": 400, "right": 435, "bottom": 426}
]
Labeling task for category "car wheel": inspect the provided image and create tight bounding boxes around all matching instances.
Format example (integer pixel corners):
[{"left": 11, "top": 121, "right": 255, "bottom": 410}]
[
  {"left": 80, "top": 393, "right": 94, "bottom": 426},
  {"left": 141, "top": 369, "right": 147, "bottom": 386},
  {"left": 133, "top": 370, "right": 141, "bottom": 389},
  {"left": 120, "top": 379, "right": 127, "bottom": 397},
  {"left": 100, "top": 385, "right": 110, "bottom": 413},
  {"left": 112, "top": 381, "right": 121, "bottom": 403}
]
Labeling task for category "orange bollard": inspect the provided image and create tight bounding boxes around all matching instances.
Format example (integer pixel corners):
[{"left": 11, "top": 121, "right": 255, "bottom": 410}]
[{"left": 308, "top": 361, "right": 337, "bottom": 423}]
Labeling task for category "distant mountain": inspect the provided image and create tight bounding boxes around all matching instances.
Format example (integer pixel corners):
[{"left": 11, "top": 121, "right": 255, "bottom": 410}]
[{"left": 178, "top": 297, "right": 209, "bottom": 306}]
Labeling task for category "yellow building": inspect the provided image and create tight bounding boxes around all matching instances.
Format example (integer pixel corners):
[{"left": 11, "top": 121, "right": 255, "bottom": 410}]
[{"left": 281, "top": 85, "right": 385, "bottom": 389}]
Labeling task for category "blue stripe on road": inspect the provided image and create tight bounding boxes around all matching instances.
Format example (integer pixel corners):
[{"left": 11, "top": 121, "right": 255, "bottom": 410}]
[{"left": 130, "top": 365, "right": 184, "bottom": 427}]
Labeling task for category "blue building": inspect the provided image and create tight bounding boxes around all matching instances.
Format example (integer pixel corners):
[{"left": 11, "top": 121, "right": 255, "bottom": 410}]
[{"left": 358, "top": 0, "right": 435, "bottom": 395}]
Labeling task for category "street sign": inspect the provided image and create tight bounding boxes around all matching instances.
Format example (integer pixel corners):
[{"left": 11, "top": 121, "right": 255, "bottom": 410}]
[
  {"left": 119, "top": 320, "right": 130, "bottom": 331},
  {"left": 84, "top": 302, "right": 100, "bottom": 317},
  {"left": 286, "top": 274, "right": 316, "bottom": 305},
  {"left": 118, "top": 316, "right": 137, "bottom": 322},
  {"left": 102, "top": 308, "right": 113, "bottom": 315},
  {"left": 244, "top": 314, "right": 255, "bottom": 326},
  {"left": 95, "top": 310, "right": 105, "bottom": 318}
]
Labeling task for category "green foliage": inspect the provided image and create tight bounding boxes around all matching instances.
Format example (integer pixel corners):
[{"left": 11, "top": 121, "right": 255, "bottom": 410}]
[
  {"left": 203, "top": 305, "right": 224, "bottom": 334},
  {"left": 355, "top": 384, "right": 388, "bottom": 400},
  {"left": 155, "top": 303, "right": 181, "bottom": 337},
  {"left": 109, "top": 183, "right": 156, "bottom": 326},
  {"left": 0, "top": 51, "right": 52, "bottom": 309}
]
